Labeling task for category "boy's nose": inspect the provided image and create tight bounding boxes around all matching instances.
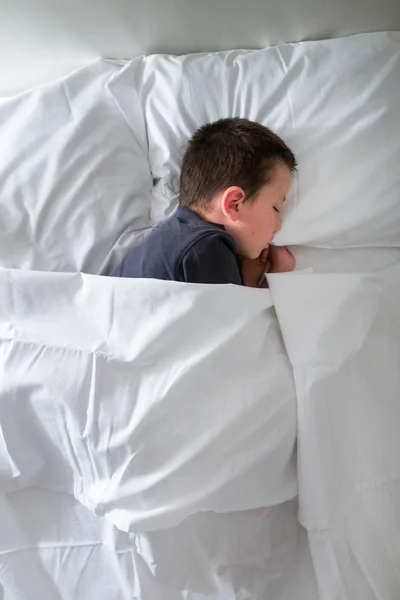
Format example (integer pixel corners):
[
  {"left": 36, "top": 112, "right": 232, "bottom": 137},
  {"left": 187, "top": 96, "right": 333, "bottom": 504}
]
[{"left": 274, "top": 214, "right": 281, "bottom": 232}]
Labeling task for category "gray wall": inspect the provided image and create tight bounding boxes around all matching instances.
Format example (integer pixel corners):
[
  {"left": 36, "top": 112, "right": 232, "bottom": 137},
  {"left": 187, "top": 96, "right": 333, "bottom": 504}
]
[{"left": 2, "top": 0, "right": 400, "bottom": 93}]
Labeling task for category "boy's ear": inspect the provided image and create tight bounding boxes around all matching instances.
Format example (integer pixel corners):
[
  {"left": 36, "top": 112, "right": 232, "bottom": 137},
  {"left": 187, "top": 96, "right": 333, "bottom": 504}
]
[{"left": 221, "top": 186, "right": 246, "bottom": 222}]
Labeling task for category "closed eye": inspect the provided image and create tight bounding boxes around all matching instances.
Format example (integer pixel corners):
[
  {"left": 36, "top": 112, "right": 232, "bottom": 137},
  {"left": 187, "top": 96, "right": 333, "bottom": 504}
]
[{"left": 273, "top": 207, "right": 280, "bottom": 213}]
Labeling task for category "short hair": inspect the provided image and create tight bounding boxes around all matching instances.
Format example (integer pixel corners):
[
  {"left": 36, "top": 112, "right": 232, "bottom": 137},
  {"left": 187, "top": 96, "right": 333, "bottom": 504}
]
[{"left": 179, "top": 117, "right": 297, "bottom": 210}]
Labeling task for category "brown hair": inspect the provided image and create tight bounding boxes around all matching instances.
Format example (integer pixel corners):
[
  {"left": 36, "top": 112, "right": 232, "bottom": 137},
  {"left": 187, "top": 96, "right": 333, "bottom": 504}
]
[{"left": 179, "top": 117, "right": 297, "bottom": 210}]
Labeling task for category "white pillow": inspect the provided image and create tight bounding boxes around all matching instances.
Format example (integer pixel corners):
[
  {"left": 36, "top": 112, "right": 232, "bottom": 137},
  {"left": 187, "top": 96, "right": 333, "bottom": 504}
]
[
  {"left": 0, "top": 59, "right": 153, "bottom": 274},
  {"left": 109, "top": 31, "right": 400, "bottom": 247}
]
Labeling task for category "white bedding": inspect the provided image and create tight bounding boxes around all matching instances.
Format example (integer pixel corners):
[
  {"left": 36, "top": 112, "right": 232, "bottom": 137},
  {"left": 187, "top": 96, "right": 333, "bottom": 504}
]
[
  {"left": 2, "top": 30, "right": 400, "bottom": 600},
  {"left": 0, "top": 490, "right": 317, "bottom": 600},
  {"left": 0, "top": 271, "right": 309, "bottom": 599},
  {"left": 2, "top": 32, "right": 400, "bottom": 279},
  {"left": 0, "top": 60, "right": 152, "bottom": 274},
  {"left": 0, "top": 271, "right": 297, "bottom": 531},
  {"left": 2, "top": 259, "right": 400, "bottom": 599},
  {"left": 268, "top": 260, "right": 400, "bottom": 599}
]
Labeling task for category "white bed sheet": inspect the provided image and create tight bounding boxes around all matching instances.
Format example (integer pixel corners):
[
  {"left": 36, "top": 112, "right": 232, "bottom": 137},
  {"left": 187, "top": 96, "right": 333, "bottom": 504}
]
[
  {"left": 291, "top": 245, "right": 400, "bottom": 274},
  {"left": 268, "top": 258, "right": 400, "bottom": 599}
]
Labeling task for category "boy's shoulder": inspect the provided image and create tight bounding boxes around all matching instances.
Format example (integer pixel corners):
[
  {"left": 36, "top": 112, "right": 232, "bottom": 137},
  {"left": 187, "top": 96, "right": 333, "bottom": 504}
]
[
  {"left": 171, "top": 208, "right": 242, "bottom": 284},
  {"left": 173, "top": 206, "right": 231, "bottom": 238},
  {"left": 112, "top": 207, "right": 242, "bottom": 285},
  {"left": 168, "top": 207, "right": 236, "bottom": 256}
]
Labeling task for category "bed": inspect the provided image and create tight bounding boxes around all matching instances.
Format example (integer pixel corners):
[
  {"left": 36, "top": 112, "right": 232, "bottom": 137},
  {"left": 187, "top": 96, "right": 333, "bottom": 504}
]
[{"left": 2, "top": 2, "right": 400, "bottom": 599}]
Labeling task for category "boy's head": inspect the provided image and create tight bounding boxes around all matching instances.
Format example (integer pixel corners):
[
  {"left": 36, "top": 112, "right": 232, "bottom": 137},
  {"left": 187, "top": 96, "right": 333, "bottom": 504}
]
[{"left": 179, "top": 117, "right": 297, "bottom": 258}]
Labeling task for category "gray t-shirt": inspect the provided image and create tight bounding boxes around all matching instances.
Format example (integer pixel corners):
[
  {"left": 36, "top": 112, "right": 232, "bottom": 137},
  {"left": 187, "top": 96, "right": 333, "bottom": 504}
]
[{"left": 111, "top": 207, "right": 242, "bottom": 285}]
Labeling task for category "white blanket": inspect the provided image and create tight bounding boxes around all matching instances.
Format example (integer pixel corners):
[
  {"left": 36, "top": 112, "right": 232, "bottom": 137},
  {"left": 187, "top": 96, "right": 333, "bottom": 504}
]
[
  {"left": 0, "top": 270, "right": 297, "bottom": 532},
  {"left": 0, "top": 489, "right": 317, "bottom": 600},
  {"left": 2, "top": 261, "right": 400, "bottom": 598}
]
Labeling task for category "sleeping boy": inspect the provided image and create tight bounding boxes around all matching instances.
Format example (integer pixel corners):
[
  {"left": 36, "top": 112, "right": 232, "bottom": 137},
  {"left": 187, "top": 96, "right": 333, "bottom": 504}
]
[{"left": 111, "top": 117, "right": 296, "bottom": 286}]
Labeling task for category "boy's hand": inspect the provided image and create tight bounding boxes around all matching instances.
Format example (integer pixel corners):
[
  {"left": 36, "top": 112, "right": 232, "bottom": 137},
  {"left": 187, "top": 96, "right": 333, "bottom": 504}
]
[
  {"left": 240, "top": 246, "right": 296, "bottom": 287},
  {"left": 268, "top": 245, "right": 296, "bottom": 273},
  {"left": 239, "top": 248, "right": 269, "bottom": 288}
]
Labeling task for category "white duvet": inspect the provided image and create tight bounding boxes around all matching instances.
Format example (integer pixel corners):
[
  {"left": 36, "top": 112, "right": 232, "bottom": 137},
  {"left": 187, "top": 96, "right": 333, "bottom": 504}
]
[
  {"left": 0, "top": 271, "right": 297, "bottom": 531},
  {"left": 2, "top": 262, "right": 400, "bottom": 599},
  {"left": 1, "top": 271, "right": 313, "bottom": 599}
]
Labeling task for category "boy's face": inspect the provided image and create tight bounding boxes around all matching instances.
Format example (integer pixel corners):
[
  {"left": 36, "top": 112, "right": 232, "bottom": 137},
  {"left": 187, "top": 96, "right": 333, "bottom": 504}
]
[{"left": 225, "top": 163, "right": 292, "bottom": 259}]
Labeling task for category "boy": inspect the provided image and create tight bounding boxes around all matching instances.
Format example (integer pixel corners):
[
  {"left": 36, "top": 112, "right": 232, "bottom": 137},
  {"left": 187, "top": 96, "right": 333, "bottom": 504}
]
[{"left": 112, "top": 118, "right": 296, "bottom": 286}]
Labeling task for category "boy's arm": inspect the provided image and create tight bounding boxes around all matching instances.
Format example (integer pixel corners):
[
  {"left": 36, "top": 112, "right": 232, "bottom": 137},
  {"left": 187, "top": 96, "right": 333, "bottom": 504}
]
[{"left": 179, "top": 236, "right": 242, "bottom": 285}]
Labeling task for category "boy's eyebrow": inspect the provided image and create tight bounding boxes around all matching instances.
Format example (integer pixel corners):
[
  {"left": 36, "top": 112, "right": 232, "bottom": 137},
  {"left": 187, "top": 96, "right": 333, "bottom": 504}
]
[{"left": 282, "top": 196, "right": 287, "bottom": 202}]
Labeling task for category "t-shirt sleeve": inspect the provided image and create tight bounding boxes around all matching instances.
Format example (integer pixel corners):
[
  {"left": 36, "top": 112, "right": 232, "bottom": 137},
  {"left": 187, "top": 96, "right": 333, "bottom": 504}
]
[{"left": 179, "top": 235, "right": 242, "bottom": 285}]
